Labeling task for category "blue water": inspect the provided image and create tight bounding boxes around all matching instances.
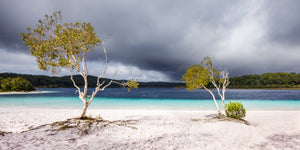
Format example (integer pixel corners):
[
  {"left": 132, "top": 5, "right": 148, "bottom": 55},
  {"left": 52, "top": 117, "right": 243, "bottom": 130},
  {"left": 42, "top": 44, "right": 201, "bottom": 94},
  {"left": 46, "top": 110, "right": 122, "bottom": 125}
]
[{"left": 0, "top": 88, "right": 300, "bottom": 110}]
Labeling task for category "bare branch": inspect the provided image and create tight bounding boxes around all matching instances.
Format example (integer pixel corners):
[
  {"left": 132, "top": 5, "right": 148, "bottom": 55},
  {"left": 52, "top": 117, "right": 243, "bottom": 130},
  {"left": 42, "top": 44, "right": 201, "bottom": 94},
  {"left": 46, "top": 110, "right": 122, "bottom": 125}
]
[
  {"left": 99, "top": 71, "right": 117, "bottom": 91},
  {"left": 69, "top": 68, "right": 81, "bottom": 94},
  {"left": 81, "top": 51, "right": 88, "bottom": 77},
  {"left": 98, "top": 80, "right": 105, "bottom": 87},
  {"left": 97, "top": 42, "right": 109, "bottom": 85}
]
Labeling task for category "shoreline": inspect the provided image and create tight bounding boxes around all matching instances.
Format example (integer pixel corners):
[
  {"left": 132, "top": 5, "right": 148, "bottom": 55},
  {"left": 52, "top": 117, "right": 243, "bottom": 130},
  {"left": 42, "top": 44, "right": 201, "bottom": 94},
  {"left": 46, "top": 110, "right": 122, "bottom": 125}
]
[
  {"left": 0, "top": 90, "right": 60, "bottom": 95},
  {"left": 0, "top": 91, "right": 41, "bottom": 95},
  {"left": 0, "top": 108, "right": 299, "bottom": 149}
]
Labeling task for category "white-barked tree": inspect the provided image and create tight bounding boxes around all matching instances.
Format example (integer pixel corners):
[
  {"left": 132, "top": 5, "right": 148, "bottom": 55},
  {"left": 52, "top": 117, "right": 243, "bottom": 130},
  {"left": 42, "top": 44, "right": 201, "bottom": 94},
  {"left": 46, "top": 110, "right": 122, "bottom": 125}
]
[{"left": 21, "top": 11, "right": 138, "bottom": 118}]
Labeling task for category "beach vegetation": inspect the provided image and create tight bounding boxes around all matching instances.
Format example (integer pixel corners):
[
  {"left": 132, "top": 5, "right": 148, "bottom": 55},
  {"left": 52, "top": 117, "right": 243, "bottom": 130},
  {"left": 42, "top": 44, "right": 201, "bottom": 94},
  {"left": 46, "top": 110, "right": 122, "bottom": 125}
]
[
  {"left": 21, "top": 11, "right": 138, "bottom": 118},
  {"left": 225, "top": 101, "right": 246, "bottom": 119},
  {"left": 0, "top": 77, "right": 34, "bottom": 91},
  {"left": 182, "top": 57, "right": 230, "bottom": 116},
  {"left": 96, "top": 114, "right": 102, "bottom": 120}
]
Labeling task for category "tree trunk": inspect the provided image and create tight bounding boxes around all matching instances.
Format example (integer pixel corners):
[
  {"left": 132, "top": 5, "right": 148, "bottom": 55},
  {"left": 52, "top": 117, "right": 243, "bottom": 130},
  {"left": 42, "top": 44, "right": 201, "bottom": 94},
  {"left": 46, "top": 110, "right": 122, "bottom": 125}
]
[
  {"left": 203, "top": 86, "right": 222, "bottom": 116},
  {"left": 80, "top": 102, "right": 89, "bottom": 118},
  {"left": 221, "top": 87, "right": 226, "bottom": 110}
]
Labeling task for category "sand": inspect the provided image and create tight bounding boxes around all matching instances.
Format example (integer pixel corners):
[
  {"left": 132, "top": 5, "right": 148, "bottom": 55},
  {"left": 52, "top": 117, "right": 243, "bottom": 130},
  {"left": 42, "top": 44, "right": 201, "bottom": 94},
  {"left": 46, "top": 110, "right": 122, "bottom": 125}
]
[
  {"left": 0, "top": 108, "right": 300, "bottom": 149},
  {"left": 0, "top": 91, "right": 42, "bottom": 95}
]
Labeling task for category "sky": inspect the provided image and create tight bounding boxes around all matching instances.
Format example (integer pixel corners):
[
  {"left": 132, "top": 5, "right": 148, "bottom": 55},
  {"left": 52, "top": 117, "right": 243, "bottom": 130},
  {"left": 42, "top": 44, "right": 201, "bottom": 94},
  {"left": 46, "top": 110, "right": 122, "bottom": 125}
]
[{"left": 1, "top": 0, "right": 300, "bottom": 82}]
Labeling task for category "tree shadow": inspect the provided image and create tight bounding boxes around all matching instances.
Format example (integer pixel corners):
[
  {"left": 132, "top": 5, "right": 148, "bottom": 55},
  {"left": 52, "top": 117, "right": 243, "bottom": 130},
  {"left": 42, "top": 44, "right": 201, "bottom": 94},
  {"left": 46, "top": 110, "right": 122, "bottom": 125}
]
[{"left": 191, "top": 113, "right": 252, "bottom": 126}]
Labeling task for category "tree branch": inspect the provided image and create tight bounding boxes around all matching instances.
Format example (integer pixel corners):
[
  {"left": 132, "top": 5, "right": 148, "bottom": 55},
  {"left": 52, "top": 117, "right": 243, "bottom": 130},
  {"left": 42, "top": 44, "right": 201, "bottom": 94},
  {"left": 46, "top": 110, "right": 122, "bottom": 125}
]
[
  {"left": 99, "top": 71, "right": 117, "bottom": 91},
  {"left": 97, "top": 42, "right": 108, "bottom": 86},
  {"left": 69, "top": 69, "right": 80, "bottom": 91}
]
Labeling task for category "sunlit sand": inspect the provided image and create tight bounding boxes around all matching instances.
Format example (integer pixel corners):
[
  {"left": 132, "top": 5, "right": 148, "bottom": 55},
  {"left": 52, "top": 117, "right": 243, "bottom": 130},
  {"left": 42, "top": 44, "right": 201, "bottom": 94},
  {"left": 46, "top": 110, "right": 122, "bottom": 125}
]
[{"left": 0, "top": 108, "right": 299, "bottom": 149}]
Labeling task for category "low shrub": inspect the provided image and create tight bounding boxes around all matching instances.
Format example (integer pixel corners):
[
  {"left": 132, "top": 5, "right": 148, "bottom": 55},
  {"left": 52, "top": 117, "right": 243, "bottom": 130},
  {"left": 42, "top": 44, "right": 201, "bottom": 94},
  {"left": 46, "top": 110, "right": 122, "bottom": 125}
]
[{"left": 225, "top": 101, "right": 246, "bottom": 119}]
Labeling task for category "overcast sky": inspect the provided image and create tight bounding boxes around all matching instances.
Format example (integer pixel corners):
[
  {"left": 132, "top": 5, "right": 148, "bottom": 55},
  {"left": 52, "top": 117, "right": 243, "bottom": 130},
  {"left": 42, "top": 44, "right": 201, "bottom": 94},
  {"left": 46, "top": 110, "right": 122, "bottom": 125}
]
[{"left": 1, "top": 0, "right": 300, "bottom": 81}]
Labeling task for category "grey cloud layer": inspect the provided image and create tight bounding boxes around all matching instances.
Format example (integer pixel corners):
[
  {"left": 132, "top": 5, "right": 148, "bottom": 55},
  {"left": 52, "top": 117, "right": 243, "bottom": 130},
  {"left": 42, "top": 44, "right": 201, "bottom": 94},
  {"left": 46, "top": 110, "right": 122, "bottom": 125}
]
[{"left": 1, "top": 0, "right": 300, "bottom": 80}]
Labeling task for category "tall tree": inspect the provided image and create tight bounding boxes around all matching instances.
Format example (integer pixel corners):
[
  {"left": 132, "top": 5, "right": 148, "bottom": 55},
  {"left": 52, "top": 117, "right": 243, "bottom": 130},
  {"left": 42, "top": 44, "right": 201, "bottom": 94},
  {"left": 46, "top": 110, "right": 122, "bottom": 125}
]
[
  {"left": 21, "top": 11, "right": 138, "bottom": 118},
  {"left": 182, "top": 57, "right": 229, "bottom": 116}
]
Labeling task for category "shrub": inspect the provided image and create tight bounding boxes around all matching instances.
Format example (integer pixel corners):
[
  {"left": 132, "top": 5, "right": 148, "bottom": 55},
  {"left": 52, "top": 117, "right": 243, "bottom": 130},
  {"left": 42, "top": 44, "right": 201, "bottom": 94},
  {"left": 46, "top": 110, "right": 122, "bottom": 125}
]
[{"left": 225, "top": 101, "right": 246, "bottom": 119}]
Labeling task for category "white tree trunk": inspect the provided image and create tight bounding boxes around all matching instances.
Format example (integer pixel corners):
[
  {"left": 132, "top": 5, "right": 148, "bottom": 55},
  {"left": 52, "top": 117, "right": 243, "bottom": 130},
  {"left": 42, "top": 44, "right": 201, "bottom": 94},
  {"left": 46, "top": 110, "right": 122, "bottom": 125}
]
[
  {"left": 203, "top": 86, "right": 222, "bottom": 116},
  {"left": 70, "top": 43, "right": 119, "bottom": 119},
  {"left": 80, "top": 101, "right": 89, "bottom": 118},
  {"left": 209, "top": 70, "right": 230, "bottom": 111}
]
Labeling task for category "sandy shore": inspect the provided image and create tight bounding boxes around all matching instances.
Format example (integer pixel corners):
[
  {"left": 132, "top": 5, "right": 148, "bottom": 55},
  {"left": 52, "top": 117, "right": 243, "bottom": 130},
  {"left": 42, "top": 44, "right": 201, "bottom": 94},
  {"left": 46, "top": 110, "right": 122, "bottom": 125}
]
[
  {"left": 0, "top": 108, "right": 300, "bottom": 149},
  {"left": 0, "top": 91, "right": 42, "bottom": 95}
]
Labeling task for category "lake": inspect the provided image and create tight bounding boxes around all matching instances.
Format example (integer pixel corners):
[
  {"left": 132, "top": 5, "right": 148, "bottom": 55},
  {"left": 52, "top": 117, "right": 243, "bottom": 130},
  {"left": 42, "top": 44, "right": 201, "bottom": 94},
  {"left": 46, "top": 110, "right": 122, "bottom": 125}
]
[{"left": 0, "top": 88, "right": 300, "bottom": 110}]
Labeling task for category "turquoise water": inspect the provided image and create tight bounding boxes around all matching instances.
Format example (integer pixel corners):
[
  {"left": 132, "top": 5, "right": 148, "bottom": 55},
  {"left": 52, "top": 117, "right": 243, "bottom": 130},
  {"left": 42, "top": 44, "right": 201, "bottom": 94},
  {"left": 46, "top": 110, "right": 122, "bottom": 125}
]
[
  {"left": 0, "top": 88, "right": 300, "bottom": 110},
  {"left": 1, "top": 96, "right": 300, "bottom": 110}
]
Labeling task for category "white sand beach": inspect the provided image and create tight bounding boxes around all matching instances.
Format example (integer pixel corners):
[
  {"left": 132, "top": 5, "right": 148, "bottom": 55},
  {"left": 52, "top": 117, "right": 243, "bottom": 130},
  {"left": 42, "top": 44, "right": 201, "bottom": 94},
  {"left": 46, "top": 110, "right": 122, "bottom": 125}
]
[
  {"left": 0, "top": 108, "right": 300, "bottom": 149},
  {"left": 0, "top": 91, "right": 59, "bottom": 95}
]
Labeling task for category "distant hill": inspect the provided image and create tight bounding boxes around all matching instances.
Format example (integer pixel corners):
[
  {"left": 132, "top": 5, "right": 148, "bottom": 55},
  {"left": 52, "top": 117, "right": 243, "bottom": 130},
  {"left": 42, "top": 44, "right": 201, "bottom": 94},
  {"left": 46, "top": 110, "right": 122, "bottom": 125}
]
[
  {"left": 1, "top": 72, "right": 300, "bottom": 89},
  {"left": 0, "top": 73, "right": 184, "bottom": 88}
]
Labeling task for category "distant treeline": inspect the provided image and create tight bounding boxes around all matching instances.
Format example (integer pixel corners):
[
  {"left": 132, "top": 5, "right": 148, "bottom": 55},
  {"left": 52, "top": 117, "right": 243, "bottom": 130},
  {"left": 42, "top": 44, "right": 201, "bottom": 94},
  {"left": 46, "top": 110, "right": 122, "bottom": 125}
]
[
  {"left": 1, "top": 72, "right": 300, "bottom": 89},
  {"left": 229, "top": 72, "right": 300, "bottom": 88},
  {"left": 0, "top": 73, "right": 184, "bottom": 88}
]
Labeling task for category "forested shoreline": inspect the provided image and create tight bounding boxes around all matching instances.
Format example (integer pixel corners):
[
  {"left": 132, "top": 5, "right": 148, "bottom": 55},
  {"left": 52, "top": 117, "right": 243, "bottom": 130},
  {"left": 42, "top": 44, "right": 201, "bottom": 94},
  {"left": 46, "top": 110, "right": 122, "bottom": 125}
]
[
  {"left": 229, "top": 72, "right": 300, "bottom": 89},
  {"left": 0, "top": 73, "right": 183, "bottom": 88},
  {"left": 1, "top": 72, "right": 300, "bottom": 89}
]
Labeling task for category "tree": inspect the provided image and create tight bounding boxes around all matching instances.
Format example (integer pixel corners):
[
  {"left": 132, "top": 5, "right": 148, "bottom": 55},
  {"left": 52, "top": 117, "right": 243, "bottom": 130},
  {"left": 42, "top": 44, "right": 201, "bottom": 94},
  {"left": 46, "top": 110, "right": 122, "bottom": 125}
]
[
  {"left": 21, "top": 11, "right": 138, "bottom": 118},
  {"left": 1, "top": 77, "right": 12, "bottom": 91},
  {"left": 0, "top": 77, "right": 34, "bottom": 91},
  {"left": 182, "top": 57, "right": 229, "bottom": 116}
]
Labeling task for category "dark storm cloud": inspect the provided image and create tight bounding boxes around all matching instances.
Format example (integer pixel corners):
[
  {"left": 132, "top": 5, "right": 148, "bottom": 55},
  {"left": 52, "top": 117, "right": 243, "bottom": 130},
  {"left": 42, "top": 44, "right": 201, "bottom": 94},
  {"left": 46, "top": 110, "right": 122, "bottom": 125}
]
[
  {"left": 1, "top": 0, "right": 300, "bottom": 81},
  {"left": 264, "top": 0, "right": 300, "bottom": 46},
  {"left": 0, "top": 7, "right": 24, "bottom": 50},
  {"left": 84, "top": 0, "right": 245, "bottom": 80}
]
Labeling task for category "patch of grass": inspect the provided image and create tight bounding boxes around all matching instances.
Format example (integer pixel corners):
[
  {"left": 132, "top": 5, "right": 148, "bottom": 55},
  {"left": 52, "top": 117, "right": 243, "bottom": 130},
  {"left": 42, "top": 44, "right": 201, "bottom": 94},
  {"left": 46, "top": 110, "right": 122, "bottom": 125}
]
[{"left": 96, "top": 114, "right": 102, "bottom": 120}]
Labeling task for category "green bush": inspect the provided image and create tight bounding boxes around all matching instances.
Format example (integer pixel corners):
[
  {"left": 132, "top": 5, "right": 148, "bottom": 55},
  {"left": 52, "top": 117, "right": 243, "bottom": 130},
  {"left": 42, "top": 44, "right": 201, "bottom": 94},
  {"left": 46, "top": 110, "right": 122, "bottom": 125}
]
[{"left": 225, "top": 101, "right": 246, "bottom": 119}]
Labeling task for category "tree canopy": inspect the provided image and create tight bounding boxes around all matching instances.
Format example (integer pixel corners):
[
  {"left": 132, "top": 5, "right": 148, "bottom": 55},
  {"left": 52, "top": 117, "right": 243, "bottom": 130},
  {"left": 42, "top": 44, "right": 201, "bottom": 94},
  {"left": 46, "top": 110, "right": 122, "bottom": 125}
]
[
  {"left": 182, "top": 57, "right": 218, "bottom": 91},
  {"left": 21, "top": 11, "right": 100, "bottom": 75}
]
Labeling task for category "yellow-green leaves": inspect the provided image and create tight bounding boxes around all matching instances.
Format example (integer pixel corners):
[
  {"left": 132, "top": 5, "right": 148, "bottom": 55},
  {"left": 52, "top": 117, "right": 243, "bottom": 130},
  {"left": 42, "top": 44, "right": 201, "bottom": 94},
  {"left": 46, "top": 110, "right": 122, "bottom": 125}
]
[
  {"left": 126, "top": 79, "right": 139, "bottom": 92},
  {"left": 182, "top": 64, "right": 209, "bottom": 91},
  {"left": 20, "top": 11, "right": 101, "bottom": 75},
  {"left": 181, "top": 57, "right": 219, "bottom": 91}
]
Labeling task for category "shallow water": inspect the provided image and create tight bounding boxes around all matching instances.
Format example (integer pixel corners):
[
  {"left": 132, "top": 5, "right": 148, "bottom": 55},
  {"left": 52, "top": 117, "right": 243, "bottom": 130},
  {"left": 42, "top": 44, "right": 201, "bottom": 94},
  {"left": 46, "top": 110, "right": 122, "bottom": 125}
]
[{"left": 0, "top": 88, "right": 300, "bottom": 110}]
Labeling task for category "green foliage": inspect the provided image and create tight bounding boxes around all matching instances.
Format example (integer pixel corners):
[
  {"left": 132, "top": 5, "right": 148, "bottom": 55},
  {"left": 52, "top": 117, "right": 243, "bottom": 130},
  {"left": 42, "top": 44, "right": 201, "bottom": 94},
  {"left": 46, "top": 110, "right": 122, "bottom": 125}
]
[
  {"left": 181, "top": 57, "right": 219, "bottom": 91},
  {"left": 126, "top": 79, "right": 139, "bottom": 92},
  {"left": 230, "top": 72, "right": 300, "bottom": 88},
  {"left": 225, "top": 101, "right": 246, "bottom": 119},
  {"left": 21, "top": 11, "right": 101, "bottom": 75},
  {"left": 96, "top": 114, "right": 102, "bottom": 120},
  {"left": 0, "top": 77, "right": 34, "bottom": 91}
]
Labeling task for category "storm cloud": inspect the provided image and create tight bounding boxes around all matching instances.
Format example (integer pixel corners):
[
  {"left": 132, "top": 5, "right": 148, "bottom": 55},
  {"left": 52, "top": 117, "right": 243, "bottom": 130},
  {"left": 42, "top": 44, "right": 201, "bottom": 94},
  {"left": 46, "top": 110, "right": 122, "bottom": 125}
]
[{"left": 1, "top": 0, "right": 300, "bottom": 81}]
